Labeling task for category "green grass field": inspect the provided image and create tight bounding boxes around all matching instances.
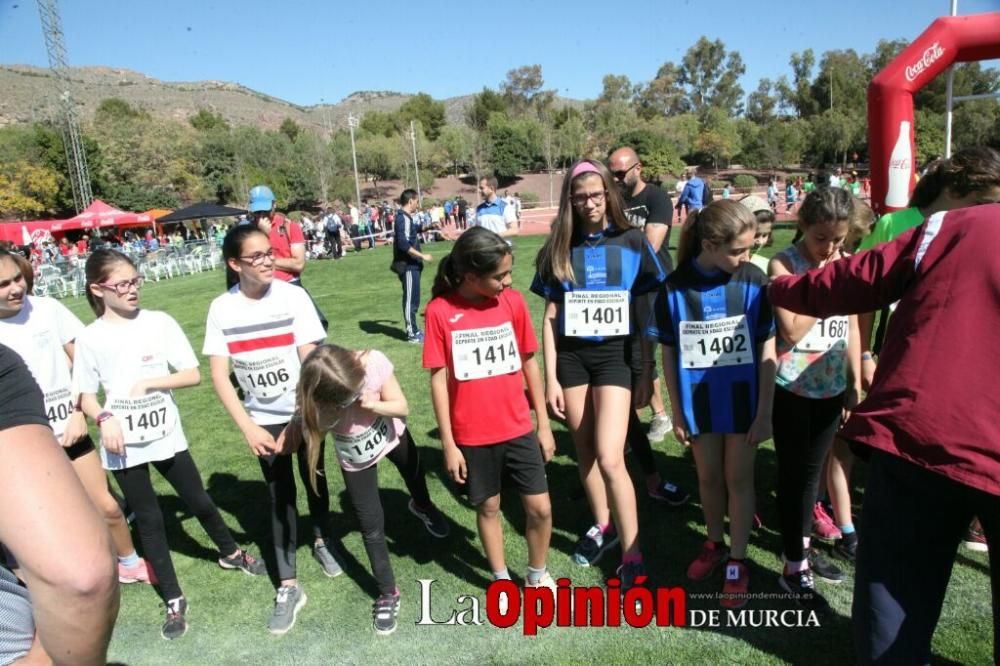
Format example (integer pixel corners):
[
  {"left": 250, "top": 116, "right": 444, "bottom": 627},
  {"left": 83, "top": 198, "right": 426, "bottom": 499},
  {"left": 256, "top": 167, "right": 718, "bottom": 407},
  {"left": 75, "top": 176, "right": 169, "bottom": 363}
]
[{"left": 57, "top": 231, "right": 992, "bottom": 665}]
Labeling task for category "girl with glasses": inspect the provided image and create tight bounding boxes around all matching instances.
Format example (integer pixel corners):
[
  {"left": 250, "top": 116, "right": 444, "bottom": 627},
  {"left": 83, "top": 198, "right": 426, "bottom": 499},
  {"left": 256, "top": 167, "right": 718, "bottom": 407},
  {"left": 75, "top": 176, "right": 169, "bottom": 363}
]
[
  {"left": 204, "top": 225, "right": 336, "bottom": 636},
  {"left": 75, "top": 249, "right": 265, "bottom": 641},
  {"left": 531, "top": 160, "right": 666, "bottom": 591}
]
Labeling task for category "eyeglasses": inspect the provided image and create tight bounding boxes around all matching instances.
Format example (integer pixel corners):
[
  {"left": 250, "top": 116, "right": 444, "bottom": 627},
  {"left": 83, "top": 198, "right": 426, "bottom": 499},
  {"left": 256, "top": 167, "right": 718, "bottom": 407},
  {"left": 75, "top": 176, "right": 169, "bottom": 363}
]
[
  {"left": 239, "top": 250, "right": 275, "bottom": 266},
  {"left": 610, "top": 163, "right": 639, "bottom": 180},
  {"left": 570, "top": 191, "right": 607, "bottom": 207},
  {"left": 98, "top": 276, "right": 144, "bottom": 295}
]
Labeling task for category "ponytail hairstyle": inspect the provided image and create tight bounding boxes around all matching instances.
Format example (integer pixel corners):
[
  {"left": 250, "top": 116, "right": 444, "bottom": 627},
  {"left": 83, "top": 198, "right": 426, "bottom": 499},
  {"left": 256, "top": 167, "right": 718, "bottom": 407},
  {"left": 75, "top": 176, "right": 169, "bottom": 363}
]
[
  {"left": 0, "top": 249, "right": 32, "bottom": 295},
  {"left": 676, "top": 200, "right": 756, "bottom": 266},
  {"left": 296, "top": 344, "right": 367, "bottom": 492},
  {"left": 431, "top": 226, "right": 511, "bottom": 298},
  {"left": 84, "top": 249, "right": 137, "bottom": 316},
  {"left": 535, "top": 159, "right": 631, "bottom": 285},
  {"left": 798, "top": 186, "right": 855, "bottom": 230},
  {"left": 908, "top": 146, "right": 1000, "bottom": 210},
  {"left": 222, "top": 224, "right": 268, "bottom": 289}
]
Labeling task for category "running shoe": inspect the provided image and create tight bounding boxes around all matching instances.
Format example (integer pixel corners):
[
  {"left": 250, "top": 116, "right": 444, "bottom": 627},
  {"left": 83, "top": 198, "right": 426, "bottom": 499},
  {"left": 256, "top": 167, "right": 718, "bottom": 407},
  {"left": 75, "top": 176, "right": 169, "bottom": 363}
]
[
  {"left": 218, "top": 549, "right": 267, "bottom": 576},
  {"left": 408, "top": 499, "right": 450, "bottom": 538},
  {"left": 312, "top": 539, "right": 344, "bottom": 578},
  {"left": 806, "top": 547, "right": 845, "bottom": 584},
  {"left": 720, "top": 560, "right": 749, "bottom": 609},
  {"left": 161, "top": 597, "right": 188, "bottom": 640},
  {"left": 833, "top": 534, "right": 858, "bottom": 562},
  {"left": 616, "top": 560, "right": 647, "bottom": 593},
  {"left": 964, "top": 527, "right": 988, "bottom": 553},
  {"left": 648, "top": 480, "right": 690, "bottom": 506},
  {"left": 407, "top": 331, "right": 425, "bottom": 345},
  {"left": 268, "top": 585, "right": 307, "bottom": 635},
  {"left": 647, "top": 414, "right": 673, "bottom": 443},
  {"left": 687, "top": 540, "right": 729, "bottom": 581},
  {"left": 778, "top": 569, "right": 831, "bottom": 613},
  {"left": 572, "top": 524, "right": 619, "bottom": 567},
  {"left": 372, "top": 589, "right": 401, "bottom": 635},
  {"left": 811, "top": 502, "right": 842, "bottom": 542},
  {"left": 118, "top": 557, "right": 157, "bottom": 585},
  {"left": 526, "top": 572, "right": 558, "bottom": 595}
]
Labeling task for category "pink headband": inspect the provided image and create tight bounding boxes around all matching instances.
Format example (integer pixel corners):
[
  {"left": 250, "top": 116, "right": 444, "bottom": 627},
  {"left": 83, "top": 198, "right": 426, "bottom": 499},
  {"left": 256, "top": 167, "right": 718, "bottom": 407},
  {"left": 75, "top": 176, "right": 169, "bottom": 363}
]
[{"left": 570, "top": 161, "right": 601, "bottom": 179}]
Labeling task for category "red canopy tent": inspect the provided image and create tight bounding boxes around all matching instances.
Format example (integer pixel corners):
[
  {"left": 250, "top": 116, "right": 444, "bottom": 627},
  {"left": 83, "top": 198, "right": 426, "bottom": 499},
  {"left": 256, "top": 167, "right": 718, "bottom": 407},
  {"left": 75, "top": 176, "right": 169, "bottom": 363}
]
[{"left": 0, "top": 200, "right": 154, "bottom": 245}]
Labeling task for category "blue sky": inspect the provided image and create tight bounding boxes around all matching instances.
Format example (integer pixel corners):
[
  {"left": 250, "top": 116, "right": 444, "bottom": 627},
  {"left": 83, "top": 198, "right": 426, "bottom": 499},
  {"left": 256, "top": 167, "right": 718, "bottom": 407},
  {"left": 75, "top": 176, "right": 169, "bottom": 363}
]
[{"left": 0, "top": 0, "right": 997, "bottom": 107}]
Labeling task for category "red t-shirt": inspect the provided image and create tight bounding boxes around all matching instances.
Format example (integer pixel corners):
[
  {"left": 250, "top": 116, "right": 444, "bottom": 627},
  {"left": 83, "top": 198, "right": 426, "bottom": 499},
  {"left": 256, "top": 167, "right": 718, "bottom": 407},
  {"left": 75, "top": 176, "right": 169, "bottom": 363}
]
[
  {"left": 268, "top": 214, "right": 305, "bottom": 282},
  {"left": 75, "top": 240, "right": 88, "bottom": 254},
  {"left": 423, "top": 288, "right": 538, "bottom": 446},
  {"left": 58, "top": 243, "right": 70, "bottom": 257}
]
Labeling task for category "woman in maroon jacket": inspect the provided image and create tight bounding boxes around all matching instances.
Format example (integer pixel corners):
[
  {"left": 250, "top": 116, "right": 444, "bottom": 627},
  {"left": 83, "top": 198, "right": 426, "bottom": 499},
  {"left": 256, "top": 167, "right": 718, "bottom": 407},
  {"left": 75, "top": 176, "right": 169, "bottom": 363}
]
[{"left": 769, "top": 201, "right": 1000, "bottom": 665}]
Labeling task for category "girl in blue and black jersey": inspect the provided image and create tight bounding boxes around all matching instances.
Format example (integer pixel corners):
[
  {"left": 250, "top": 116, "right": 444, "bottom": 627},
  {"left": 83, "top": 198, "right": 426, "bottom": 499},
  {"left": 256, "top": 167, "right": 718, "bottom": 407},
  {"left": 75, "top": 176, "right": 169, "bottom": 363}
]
[
  {"left": 531, "top": 159, "right": 666, "bottom": 591},
  {"left": 651, "top": 200, "right": 776, "bottom": 609}
]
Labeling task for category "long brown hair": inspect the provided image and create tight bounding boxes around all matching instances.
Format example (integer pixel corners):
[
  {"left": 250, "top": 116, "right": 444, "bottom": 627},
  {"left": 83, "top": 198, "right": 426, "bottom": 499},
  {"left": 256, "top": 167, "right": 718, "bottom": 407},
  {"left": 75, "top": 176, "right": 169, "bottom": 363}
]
[
  {"left": 297, "top": 344, "right": 367, "bottom": 491},
  {"left": 908, "top": 146, "right": 1000, "bottom": 209},
  {"left": 534, "top": 159, "right": 631, "bottom": 285},
  {"left": 676, "top": 200, "right": 756, "bottom": 266},
  {"left": 431, "top": 226, "right": 511, "bottom": 298},
  {"left": 84, "top": 249, "right": 137, "bottom": 316}
]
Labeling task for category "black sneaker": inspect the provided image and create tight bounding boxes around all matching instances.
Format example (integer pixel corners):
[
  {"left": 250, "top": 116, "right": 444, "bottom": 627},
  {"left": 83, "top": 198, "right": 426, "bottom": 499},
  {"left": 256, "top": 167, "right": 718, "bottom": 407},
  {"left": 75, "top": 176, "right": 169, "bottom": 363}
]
[
  {"left": 373, "top": 589, "right": 401, "bottom": 635},
  {"left": 218, "top": 549, "right": 267, "bottom": 576},
  {"left": 572, "top": 524, "right": 619, "bottom": 567},
  {"left": 807, "top": 547, "right": 845, "bottom": 584},
  {"left": 161, "top": 597, "right": 188, "bottom": 640},
  {"left": 833, "top": 534, "right": 858, "bottom": 563},
  {"left": 616, "top": 560, "right": 647, "bottom": 593},
  {"left": 408, "top": 499, "right": 450, "bottom": 538},
  {"left": 648, "top": 480, "right": 690, "bottom": 506},
  {"left": 778, "top": 570, "right": 831, "bottom": 613}
]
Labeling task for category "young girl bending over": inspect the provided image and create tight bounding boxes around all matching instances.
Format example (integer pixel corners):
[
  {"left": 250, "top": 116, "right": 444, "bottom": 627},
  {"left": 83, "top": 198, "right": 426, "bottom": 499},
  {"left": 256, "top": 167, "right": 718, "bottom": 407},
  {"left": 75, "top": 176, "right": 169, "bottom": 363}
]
[
  {"left": 424, "top": 227, "right": 556, "bottom": 601},
  {"left": 296, "top": 344, "right": 449, "bottom": 635},
  {"left": 652, "top": 201, "right": 776, "bottom": 608},
  {"left": 75, "top": 250, "right": 265, "bottom": 641}
]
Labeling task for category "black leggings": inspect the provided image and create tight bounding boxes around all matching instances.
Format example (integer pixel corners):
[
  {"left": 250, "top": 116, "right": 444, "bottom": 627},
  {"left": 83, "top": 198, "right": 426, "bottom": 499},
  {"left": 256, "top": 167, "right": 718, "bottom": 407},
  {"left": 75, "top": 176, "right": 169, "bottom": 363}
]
[
  {"left": 112, "top": 450, "right": 237, "bottom": 601},
  {"left": 258, "top": 422, "right": 331, "bottom": 582},
  {"left": 772, "top": 386, "right": 845, "bottom": 562},
  {"left": 626, "top": 410, "right": 659, "bottom": 477},
  {"left": 341, "top": 429, "right": 431, "bottom": 596}
]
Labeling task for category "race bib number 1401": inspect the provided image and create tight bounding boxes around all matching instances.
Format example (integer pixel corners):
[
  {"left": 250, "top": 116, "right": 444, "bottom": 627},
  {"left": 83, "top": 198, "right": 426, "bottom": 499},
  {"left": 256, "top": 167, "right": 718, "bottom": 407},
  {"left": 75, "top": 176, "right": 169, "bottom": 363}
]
[{"left": 564, "top": 290, "right": 630, "bottom": 337}]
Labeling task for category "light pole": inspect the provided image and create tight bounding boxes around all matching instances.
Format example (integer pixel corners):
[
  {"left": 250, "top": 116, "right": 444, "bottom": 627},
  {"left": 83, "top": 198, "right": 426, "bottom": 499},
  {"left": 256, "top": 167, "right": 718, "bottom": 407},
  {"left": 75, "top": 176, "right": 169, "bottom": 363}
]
[
  {"left": 409, "top": 120, "right": 423, "bottom": 209},
  {"left": 348, "top": 113, "right": 362, "bottom": 215}
]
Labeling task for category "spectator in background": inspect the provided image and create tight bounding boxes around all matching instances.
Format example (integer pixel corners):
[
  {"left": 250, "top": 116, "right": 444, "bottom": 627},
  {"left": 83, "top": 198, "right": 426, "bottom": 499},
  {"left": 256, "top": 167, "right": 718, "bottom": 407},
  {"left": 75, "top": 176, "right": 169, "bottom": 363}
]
[
  {"left": 392, "top": 189, "right": 432, "bottom": 343},
  {"left": 456, "top": 197, "right": 468, "bottom": 230},
  {"left": 676, "top": 168, "right": 706, "bottom": 218},
  {"left": 443, "top": 199, "right": 454, "bottom": 225},
  {"left": 75, "top": 235, "right": 89, "bottom": 255},
  {"left": 475, "top": 176, "right": 519, "bottom": 239}
]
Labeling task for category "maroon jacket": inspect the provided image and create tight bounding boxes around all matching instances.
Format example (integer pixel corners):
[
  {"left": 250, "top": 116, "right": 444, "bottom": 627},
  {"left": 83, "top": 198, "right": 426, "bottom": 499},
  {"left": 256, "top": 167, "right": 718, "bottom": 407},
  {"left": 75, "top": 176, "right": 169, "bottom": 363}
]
[{"left": 769, "top": 204, "right": 1000, "bottom": 497}]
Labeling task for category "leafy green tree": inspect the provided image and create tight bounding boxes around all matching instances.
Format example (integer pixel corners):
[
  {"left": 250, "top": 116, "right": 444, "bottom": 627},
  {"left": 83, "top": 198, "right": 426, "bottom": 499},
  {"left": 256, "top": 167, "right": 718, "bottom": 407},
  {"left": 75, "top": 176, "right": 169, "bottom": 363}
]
[
  {"left": 360, "top": 111, "right": 398, "bottom": 138},
  {"left": 746, "top": 78, "right": 777, "bottom": 124},
  {"left": 633, "top": 62, "right": 687, "bottom": 120},
  {"left": 0, "top": 161, "right": 61, "bottom": 218},
  {"left": 437, "top": 124, "right": 474, "bottom": 175},
  {"left": 614, "top": 127, "right": 684, "bottom": 179},
  {"left": 189, "top": 109, "right": 230, "bottom": 132},
  {"left": 279, "top": 118, "right": 302, "bottom": 142},
  {"left": 500, "top": 65, "right": 554, "bottom": 118},
  {"left": 678, "top": 37, "right": 746, "bottom": 118},
  {"left": 597, "top": 75, "right": 633, "bottom": 105},
  {"left": 467, "top": 88, "right": 508, "bottom": 131},
  {"left": 397, "top": 93, "right": 446, "bottom": 141},
  {"left": 694, "top": 108, "right": 741, "bottom": 167}
]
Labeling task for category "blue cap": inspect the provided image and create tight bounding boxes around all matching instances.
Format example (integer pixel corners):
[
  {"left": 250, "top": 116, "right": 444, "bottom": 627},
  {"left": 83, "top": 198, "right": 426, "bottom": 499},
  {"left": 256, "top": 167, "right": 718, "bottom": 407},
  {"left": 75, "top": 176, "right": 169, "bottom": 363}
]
[{"left": 248, "top": 185, "right": 275, "bottom": 213}]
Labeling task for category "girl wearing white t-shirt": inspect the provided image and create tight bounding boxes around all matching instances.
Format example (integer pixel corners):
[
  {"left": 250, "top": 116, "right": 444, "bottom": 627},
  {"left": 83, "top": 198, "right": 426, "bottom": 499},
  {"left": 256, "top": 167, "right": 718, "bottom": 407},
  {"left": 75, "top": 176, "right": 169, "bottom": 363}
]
[
  {"left": 204, "top": 225, "right": 335, "bottom": 636},
  {"left": 0, "top": 250, "right": 153, "bottom": 585},
  {"left": 75, "top": 250, "right": 265, "bottom": 641}
]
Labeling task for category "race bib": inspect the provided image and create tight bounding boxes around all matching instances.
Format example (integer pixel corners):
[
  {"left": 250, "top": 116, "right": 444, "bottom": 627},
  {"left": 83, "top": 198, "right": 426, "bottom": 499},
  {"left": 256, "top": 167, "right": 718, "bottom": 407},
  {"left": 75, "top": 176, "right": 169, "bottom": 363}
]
[
  {"left": 564, "top": 290, "right": 630, "bottom": 337},
  {"left": 452, "top": 323, "right": 521, "bottom": 381},
  {"left": 233, "top": 354, "right": 298, "bottom": 399},
  {"left": 43, "top": 386, "right": 74, "bottom": 438},
  {"left": 107, "top": 393, "right": 178, "bottom": 445},
  {"left": 797, "top": 316, "right": 849, "bottom": 353},
  {"left": 679, "top": 315, "right": 753, "bottom": 369},
  {"left": 334, "top": 416, "right": 393, "bottom": 465}
]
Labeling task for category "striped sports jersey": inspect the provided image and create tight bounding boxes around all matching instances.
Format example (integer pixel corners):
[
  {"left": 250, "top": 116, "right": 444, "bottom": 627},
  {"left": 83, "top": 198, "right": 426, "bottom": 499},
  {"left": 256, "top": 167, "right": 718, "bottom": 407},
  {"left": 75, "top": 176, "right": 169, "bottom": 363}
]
[
  {"left": 651, "top": 261, "right": 774, "bottom": 436},
  {"left": 531, "top": 226, "right": 665, "bottom": 342}
]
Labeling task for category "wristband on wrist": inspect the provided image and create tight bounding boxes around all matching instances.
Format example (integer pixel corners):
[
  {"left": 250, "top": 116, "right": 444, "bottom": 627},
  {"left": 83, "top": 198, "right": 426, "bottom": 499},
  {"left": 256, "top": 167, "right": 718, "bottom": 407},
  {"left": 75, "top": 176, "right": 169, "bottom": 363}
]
[
  {"left": 861, "top": 352, "right": 874, "bottom": 361},
  {"left": 96, "top": 411, "right": 114, "bottom": 426}
]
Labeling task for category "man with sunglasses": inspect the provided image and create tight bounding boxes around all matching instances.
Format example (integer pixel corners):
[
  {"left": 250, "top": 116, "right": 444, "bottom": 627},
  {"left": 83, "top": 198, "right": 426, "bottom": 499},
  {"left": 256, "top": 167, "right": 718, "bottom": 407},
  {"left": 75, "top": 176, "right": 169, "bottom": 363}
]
[{"left": 607, "top": 146, "right": 689, "bottom": 507}]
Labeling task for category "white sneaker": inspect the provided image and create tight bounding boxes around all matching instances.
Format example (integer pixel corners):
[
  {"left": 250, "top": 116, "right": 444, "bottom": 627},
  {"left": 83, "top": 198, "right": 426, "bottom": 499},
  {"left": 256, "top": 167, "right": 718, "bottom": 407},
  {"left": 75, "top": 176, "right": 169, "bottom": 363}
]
[
  {"left": 526, "top": 572, "right": 558, "bottom": 594},
  {"left": 647, "top": 414, "right": 673, "bottom": 443}
]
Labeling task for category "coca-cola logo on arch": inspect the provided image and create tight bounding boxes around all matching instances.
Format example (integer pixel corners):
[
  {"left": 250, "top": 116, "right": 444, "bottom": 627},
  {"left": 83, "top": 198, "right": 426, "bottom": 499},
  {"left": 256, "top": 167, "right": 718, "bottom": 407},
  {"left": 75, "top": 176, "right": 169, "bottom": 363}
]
[{"left": 905, "top": 42, "right": 945, "bottom": 82}]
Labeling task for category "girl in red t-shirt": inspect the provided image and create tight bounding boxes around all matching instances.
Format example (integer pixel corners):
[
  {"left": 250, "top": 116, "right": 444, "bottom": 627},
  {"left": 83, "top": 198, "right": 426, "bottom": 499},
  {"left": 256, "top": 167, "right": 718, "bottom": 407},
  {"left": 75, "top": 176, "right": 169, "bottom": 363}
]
[{"left": 423, "top": 227, "right": 557, "bottom": 602}]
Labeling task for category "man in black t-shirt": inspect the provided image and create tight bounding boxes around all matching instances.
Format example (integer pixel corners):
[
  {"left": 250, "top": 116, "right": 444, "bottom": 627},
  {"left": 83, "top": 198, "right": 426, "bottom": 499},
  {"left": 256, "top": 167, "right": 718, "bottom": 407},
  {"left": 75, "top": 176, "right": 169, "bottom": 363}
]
[{"left": 608, "top": 146, "right": 689, "bottom": 507}]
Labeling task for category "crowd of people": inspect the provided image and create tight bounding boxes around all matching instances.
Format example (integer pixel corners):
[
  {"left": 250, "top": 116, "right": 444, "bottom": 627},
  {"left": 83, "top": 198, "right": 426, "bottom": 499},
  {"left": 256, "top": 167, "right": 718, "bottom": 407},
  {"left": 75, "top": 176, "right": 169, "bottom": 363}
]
[{"left": 0, "top": 144, "right": 997, "bottom": 664}]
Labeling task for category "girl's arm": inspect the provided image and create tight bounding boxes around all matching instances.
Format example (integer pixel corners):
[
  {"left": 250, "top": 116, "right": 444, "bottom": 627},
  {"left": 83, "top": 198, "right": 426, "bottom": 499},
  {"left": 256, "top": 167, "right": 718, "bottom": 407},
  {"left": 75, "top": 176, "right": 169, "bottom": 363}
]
[
  {"left": 59, "top": 341, "right": 88, "bottom": 448},
  {"left": 430, "top": 367, "right": 466, "bottom": 483},
  {"left": 748, "top": 337, "right": 777, "bottom": 446},
  {"left": 845, "top": 314, "right": 862, "bottom": 412},
  {"left": 131, "top": 367, "right": 200, "bottom": 396},
  {"left": 522, "top": 353, "right": 555, "bottom": 462},
  {"left": 79, "top": 392, "right": 124, "bottom": 456},
  {"left": 541, "top": 299, "right": 564, "bottom": 419},
  {"left": 208, "top": 355, "right": 276, "bottom": 456},
  {"left": 769, "top": 256, "right": 818, "bottom": 346},
  {"left": 660, "top": 344, "right": 690, "bottom": 445},
  {"left": 362, "top": 371, "right": 409, "bottom": 418}
]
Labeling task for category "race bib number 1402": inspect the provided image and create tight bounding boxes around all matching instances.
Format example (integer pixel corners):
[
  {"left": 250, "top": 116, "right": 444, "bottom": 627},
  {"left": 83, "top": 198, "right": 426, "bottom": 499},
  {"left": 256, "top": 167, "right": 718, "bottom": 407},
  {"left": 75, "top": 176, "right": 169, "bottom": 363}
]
[{"left": 679, "top": 315, "right": 753, "bottom": 369}]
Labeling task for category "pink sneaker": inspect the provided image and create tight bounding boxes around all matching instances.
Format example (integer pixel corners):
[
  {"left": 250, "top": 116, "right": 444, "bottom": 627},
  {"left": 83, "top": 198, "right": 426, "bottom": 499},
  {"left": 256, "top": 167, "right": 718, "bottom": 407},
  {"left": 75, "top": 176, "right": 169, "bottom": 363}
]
[
  {"left": 686, "top": 540, "right": 729, "bottom": 582},
  {"left": 812, "top": 503, "right": 842, "bottom": 542},
  {"left": 119, "top": 558, "right": 158, "bottom": 585}
]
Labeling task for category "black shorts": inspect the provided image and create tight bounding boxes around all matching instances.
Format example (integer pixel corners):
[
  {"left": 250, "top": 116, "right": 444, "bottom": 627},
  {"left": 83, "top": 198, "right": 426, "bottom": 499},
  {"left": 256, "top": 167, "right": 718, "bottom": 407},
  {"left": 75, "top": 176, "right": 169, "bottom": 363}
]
[
  {"left": 458, "top": 433, "right": 548, "bottom": 506},
  {"left": 64, "top": 434, "right": 97, "bottom": 462},
  {"left": 556, "top": 336, "right": 635, "bottom": 389}
]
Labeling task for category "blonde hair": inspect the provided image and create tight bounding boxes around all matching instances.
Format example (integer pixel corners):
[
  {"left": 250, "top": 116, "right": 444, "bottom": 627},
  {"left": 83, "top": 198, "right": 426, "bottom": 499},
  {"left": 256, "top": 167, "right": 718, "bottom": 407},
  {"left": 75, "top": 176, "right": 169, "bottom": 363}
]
[
  {"left": 535, "top": 159, "right": 632, "bottom": 285},
  {"left": 676, "top": 200, "right": 756, "bottom": 266},
  {"left": 847, "top": 198, "right": 874, "bottom": 252},
  {"left": 297, "top": 344, "right": 367, "bottom": 491}
]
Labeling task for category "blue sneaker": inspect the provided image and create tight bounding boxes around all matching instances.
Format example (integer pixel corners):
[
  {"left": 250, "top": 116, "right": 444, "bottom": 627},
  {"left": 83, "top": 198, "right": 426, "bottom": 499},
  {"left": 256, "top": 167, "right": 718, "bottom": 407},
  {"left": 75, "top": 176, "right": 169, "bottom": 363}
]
[
  {"left": 407, "top": 331, "right": 425, "bottom": 344},
  {"left": 573, "top": 524, "right": 619, "bottom": 566}
]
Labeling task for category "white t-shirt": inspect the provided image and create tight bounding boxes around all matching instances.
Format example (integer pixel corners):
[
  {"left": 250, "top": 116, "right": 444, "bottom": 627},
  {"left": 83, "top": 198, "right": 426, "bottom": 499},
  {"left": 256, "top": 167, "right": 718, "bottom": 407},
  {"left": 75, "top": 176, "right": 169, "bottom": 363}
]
[
  {"left": 73, "top": 310, "right": 198, "bottom": 470},
  {"left": 0, "top": 296, "right": 83, "bottom": 437},
  {"left": 203, "top": 279, "right": 326, "bottom": 425}
]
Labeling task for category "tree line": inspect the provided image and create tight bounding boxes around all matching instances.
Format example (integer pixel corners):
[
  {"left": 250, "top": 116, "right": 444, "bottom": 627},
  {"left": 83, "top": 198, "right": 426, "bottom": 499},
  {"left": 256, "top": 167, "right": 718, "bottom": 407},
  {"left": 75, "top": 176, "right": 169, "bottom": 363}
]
[{"left": 1, "top": 36, "right": 997, "bottom": 219}]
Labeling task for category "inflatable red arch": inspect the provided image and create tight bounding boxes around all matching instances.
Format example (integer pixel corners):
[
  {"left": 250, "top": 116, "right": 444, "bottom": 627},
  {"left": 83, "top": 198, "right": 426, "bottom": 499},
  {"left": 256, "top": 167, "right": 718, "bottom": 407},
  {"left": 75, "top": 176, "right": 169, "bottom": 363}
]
[{"left": 867, "top": 11, "right": 1000, "bottom": 214}]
